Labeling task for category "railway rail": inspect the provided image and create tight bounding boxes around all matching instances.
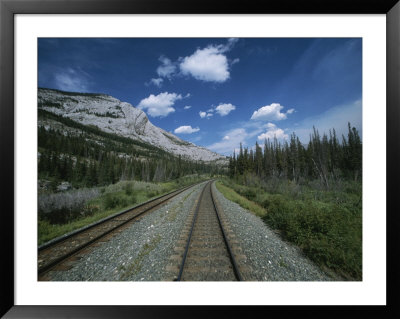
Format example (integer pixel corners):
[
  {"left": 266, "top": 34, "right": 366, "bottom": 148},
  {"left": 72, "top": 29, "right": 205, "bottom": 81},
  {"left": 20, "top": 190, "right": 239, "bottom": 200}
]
[
  {"left": 38, "top": 181, "right": 205, "bottom": 279},
  {"left": 175, "top": 181, "right": 243, "bottom": 281}
]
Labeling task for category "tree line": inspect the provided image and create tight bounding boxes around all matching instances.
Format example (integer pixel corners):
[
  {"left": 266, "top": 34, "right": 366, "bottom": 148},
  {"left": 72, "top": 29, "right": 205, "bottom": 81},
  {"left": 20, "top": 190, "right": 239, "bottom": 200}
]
[
  {"left": 228, "top": 123, "right": 362, "bottom": 187},
  {"left": 38, "top": 115, "right": 222, "bottom": 190}
]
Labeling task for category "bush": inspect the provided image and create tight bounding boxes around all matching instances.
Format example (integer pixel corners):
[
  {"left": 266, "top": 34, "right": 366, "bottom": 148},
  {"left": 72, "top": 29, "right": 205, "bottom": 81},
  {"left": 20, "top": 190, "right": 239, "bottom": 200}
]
[
  {"left": 147, "top": 190, "right": 159, "bottom": 198},
  {"left": 243, "top": 189, "right": 256, "bottom": 200},
  {"left": 262, "top": 197, "right": 362, "bottom": 280},
  {"left": 81, "top": 204, "right": 100, "bottom": 217},
  {"left": 130, "top": 194, "right": 137, "bottom": 205},
  {"left": 103, "top": 192, "right": 132, "bottom": 210},
  {"left": 104, "top": 193, "right": 122, "bottom": 209},
  {"left": 38, "top": 188, "right": 100, "bottom": 224},
  {"left": 262, "top": 194, "right": 285, "bottom": 209},
  {"left": 124, "top": 182, "right": 133, "bottom": 196},
  {"left": 221, "top": 177, "right": 362, "bottom": 280}
]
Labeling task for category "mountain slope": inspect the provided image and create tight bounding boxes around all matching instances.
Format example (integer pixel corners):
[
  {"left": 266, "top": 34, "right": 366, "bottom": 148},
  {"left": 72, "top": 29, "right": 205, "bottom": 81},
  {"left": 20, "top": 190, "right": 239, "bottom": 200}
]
[{"left": 38, "top": 88, "right": 227, "bottom": 163}]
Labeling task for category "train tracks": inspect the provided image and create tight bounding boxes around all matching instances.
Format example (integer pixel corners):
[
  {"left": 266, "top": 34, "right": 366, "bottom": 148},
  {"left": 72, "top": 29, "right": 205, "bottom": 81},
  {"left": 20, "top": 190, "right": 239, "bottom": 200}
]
[
  {"left": 172, "top": 181, "right": 244, "bottom": 281},
  {"left": 38, "top": 182, "right": 202, "bottom": 280}
]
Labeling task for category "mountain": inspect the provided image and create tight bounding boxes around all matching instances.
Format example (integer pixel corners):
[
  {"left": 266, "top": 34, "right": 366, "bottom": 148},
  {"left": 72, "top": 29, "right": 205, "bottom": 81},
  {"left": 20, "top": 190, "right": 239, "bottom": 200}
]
[{"left": 38, "top": 88, "right": 227, "bottom": 164}]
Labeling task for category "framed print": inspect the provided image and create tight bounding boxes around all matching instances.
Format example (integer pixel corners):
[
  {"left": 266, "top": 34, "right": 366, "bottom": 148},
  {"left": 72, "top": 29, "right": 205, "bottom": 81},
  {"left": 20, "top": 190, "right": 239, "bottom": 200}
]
[{"left": 1, "top": 0, "right": 399, "bottom": 318}]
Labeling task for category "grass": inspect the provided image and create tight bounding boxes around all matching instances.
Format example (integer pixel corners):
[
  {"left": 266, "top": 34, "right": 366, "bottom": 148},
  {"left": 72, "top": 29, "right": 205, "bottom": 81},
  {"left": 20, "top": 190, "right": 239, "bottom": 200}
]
[
  {"left": 215, "top": 182, "right": 267, "bottom": 218},
  {"left": 216, "top": 177, "right": 362, "bottom": 280},
  {"left": 38, "top": 175, "right": 208, "bottom": 246},
  {"left": 119, "top": 235, "right": 162, "bottom": 280},
  {"left": 166, "top": 189, "right": 196, "bottom": 222}
]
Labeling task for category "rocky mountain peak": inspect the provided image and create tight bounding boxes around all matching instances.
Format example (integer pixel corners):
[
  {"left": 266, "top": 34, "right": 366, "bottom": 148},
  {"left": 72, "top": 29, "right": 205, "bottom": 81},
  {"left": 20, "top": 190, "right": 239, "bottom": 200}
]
[{"left": 38, "top": 88, "right": 227, "bottom": 164}]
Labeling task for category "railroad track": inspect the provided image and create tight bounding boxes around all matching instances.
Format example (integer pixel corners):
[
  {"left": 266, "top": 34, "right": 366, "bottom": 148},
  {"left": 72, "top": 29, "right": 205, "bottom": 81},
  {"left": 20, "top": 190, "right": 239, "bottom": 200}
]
[
  {"left": 38, "top": 181, "right": 205, "bottom": 279},
  {"left": 174, "top": 181, "right": 243, "bottom": 281}
]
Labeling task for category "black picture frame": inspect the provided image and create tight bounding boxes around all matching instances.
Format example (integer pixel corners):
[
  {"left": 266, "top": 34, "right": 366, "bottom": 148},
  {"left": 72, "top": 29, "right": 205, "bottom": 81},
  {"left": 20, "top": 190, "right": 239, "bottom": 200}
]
[{"left": 1, "top": 0, "right": 399, "bottom": 318}]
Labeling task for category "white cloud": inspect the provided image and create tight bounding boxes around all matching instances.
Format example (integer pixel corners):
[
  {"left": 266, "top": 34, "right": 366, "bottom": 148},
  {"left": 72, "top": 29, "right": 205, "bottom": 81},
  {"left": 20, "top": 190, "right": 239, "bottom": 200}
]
[
  {"left": 137, "top": 92, "right": 182, "bottom": 117},
  {"left": 258, "top": 123, "right": 288, "bottom": 141},
  {"left": 174, "top": 125, "right": 200, "bottom": 134},
  {"left": 179, "top": 38, "right": 238, "bottom": 83},
  {"left": 199, "top": 111, "right": 213, "bottom": 118},
  {"left": 55, "top": 68, "right": 89, "bottom": 92},
  {"left": 199, "top": 103, "right": 235, "bottom": 118},
  {"left": 180, "top": 46, "right": 230, "bottom": 82},
  {"left": 154, "top": 39, "right": 238, "bottom": 84},
  {"left": 157, "top": 56, "right": 176, "bottom": 79},
  {"left": 184, "top": 105, "right": 192, "bottom": 110},
  {"left": 251, "top": 103, "right": 294, "bottom": 121},
  {"left": 216, "top": 103, "right": 236, "bottom": 116},
  {"left": 149, "top": 78, "right": 163, "bottom": 87}
]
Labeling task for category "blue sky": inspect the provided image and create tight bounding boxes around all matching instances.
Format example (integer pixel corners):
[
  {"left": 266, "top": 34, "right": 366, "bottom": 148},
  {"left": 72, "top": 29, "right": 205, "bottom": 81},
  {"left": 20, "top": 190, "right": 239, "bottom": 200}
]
[{"left": 38, "top": 38, "right": 362, "bottom": 156}]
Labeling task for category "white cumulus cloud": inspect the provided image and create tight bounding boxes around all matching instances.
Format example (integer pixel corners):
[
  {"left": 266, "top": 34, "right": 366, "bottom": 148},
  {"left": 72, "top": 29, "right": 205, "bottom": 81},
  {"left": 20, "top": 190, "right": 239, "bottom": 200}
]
[
  {"left": 174, "top": 125, "right": 200, "bottom": 134},
  {"left": 184, "top": 105, "right": 192, "bottom": 110},
  {"left": 180, "top": 46, "right": 230, "bottom": 82},
  {"left": 216, "top": 103, "right": 236, "bottom": 116},
  {"left": 257, "top": 123, "right": 288, "bottom": 141},
  {"left": 137, "top": 92, "right": 182, "bottom": 117},
  {"left": 251, "top": 103, "right": 294, "bottom": 121},
  {"left": 154, "top": 39, "right": 239, "bottom": 84},
  {"left": 179, "top": 38, "right": 239, "bottom": 83}
]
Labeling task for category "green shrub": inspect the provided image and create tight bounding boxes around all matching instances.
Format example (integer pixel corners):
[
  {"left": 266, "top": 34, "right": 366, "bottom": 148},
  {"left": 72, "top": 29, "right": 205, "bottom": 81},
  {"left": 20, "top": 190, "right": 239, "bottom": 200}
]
[
  {"left": 124, "top": 183, "right": 133, "bottom": 196},
  {"left": 262, "top": 197, "right": 362, "bottom": 280},
  {"left": 243, "top": 189, "right": 256, "bottom": 200},
  {"left": 130, "top": 194, "right": 137, "bottom": 205},
  {"left": 104, "top": 193, "right": 120, "bottom": 209},
  {"left": 81, "top": 204, "right": 100, "bottom": 218},
  {"left": 220, "top": 177, "right": 362, "bottom": 280},
  {"left": 147, "top": 190, "right": 159, "bottom": 198}
]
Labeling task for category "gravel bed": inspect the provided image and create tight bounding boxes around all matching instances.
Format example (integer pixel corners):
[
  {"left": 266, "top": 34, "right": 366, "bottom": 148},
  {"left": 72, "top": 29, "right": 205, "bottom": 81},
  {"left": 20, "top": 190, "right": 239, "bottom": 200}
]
[
  {"left": 49, "top": 182, "right": 206, "bottom": 281},
  {"left": 212, "top": 183, "right": 333, "bottom": 281}
]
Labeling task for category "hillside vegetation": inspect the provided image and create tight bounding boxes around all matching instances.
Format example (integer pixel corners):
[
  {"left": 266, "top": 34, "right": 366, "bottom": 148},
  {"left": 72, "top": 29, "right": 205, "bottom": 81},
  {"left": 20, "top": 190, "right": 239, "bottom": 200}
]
[{"left": 38, "top": 109, "right": 223, "bottom": 191}]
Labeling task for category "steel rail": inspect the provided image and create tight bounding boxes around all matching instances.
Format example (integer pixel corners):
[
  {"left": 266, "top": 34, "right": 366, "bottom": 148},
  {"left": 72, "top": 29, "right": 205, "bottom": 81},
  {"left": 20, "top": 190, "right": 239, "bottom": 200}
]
[
  {"left": 176, "top": 180, "right": 242, "bottom": 281},
  {"left": 210, "top": 181, "right": 243, "bottom": 281},
  {"left": 38, "top": 180, "right": 207, "bottom": 276},
  {"left": 175, "top": 181, "right": 207, "bottom": 281}
]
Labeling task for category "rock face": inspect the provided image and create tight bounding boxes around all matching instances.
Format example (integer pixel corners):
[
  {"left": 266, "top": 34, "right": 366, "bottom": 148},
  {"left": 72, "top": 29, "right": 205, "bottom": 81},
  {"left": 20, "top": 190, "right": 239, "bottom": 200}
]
[{"left": 38, "top": 88, "right": 227, "bottom": 163}]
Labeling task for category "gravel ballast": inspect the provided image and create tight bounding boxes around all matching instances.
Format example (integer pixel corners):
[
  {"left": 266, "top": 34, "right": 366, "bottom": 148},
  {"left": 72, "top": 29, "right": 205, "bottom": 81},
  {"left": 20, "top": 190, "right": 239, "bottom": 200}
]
[
  {"left": 48, "top": 180, "right": 332, "bottom": 281},
  {"left": 49, "top": 182, "right": 206, "bottom": 281},
  {"left": 211, "top": 182, "right": 332, "bottom": 281}
]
